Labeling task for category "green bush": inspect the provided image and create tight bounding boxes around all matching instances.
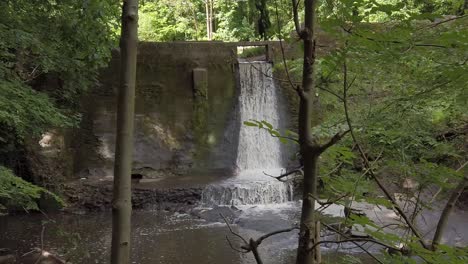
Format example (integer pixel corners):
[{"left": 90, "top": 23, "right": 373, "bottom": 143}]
[
  {"left": 238, "top": 46, "right": 266, "bottom": 58},
  {"left": 0, "top": 166, "right": 63, "bottom": 212}
]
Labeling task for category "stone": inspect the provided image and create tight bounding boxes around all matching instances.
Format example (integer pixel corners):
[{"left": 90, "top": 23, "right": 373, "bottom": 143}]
[{"left": 0, "top": 255, "right": 15, "bottom": 264}]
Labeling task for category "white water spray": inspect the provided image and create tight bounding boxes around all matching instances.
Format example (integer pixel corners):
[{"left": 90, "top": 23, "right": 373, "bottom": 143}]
[{"left": 202, "top": 62, "right": 292, "bottom": 206}]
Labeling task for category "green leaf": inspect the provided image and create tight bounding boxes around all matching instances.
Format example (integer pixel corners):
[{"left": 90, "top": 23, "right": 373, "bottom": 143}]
[{"left": 243, "top": 121, "right": 258, "bottom": 127}]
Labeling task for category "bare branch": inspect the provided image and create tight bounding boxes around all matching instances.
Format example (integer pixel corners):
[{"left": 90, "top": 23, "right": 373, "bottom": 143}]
[
  {"left": 424, "top": 15, "right": 468, "bottom": 29},
  {"left": 291, "top": 0, "right": 303, "bottom": 37},
  {"left": 220, "top": 213, "right": 248, "bottom": 245},
  {"left": 430, "top": 161, "right": 468, "bottom": 203},
  {"left": 249, "top": 63, "right": 301, "bottom": 85},
  {"left": 310, "top": 192, "right": 350, "bottom": 212},
  {"left": 221, "top": 212, "right": 297, "bottom": 264},
  {"left": 322, "top": 223, "right": 386, "bottom": 264},
  {"left": 263, "top": 166, "right": 303, "bottom": 181},
  {"left": 309, "top": 238, "right": 398, "bottom": 252},
  {"left": 431, "top": 174, "right": 468, "bottom": 250},
  {"left": 342, "top": 26, "right": 450, "bottom": 49},
  {"left": 256, "top": 227, "right": 299, "bottom": 245},
  {"left": 318, "top": 129, "right": 351, "bottom": 153},
  {"left": 225, "top": 236, "right": 249, "bottom": 253},
  {"left": 273, "top": 0, "right": 304, "bottom": 99}
]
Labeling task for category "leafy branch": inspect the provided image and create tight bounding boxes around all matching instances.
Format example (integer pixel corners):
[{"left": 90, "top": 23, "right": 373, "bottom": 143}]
[{"left": 341, "top": 58, "right": 429, "bottom": 249}]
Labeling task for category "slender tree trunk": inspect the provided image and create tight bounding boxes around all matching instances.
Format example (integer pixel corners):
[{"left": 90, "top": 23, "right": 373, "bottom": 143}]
[
  {"left": 205, "top": 0, "right": 213, "bottom": 40},
  {"left": 111, "top": 1, "right": 138, "bottom": 263},
  {"left": 210, "top": 0, "right": 215, "bottom": 37},
  {"left": 296, "top": 1, "right": 319, "bottom": 263}
]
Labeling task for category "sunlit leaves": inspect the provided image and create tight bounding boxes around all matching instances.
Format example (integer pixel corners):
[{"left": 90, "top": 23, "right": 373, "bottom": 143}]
[{"left": 243, "top": 119, "right": 298, "bottom": 144}]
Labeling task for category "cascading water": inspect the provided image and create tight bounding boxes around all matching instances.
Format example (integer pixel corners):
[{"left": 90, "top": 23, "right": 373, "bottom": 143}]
[
  {"left": 235, "top": 62, "right": 282, "bottom": 173},
  {"left": 202, "top": 62, "right": 293, "bottom": 206}
]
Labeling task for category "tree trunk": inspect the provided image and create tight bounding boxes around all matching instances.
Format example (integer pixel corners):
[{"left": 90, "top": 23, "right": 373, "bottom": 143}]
[
  {"left": 205, "top": 0, "right": 213, "bottom": 40},
  {"left": 111, "top": 1, "right": 138, "bottom": 263},
  {"left": 431, "top": 175, "right": 468, "bottom": 250},
  {"left": 296, "top": 1, "right": 319, "bottom": 264}
]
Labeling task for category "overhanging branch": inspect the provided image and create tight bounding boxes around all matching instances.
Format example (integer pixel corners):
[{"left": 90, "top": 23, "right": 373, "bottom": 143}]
[
  {"left": 263, "top": 166, "right": 303, "bottom": 182},
  {"left": 318, "top": 130, "right": 351, "bottom": 153}
]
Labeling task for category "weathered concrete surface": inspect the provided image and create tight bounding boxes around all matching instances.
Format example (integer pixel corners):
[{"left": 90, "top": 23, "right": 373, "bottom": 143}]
[
  {"left": 32, "top": 40, "right": 308, "bottom": 189},
  {"left": 73, "top": 42, "right": 240, "bottom": 182}
]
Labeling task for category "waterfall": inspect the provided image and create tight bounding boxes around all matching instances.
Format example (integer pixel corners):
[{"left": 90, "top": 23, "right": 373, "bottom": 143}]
[
  {"left": 235, "top": 62, "right": 283, "bottom": 174},
  {"left": 201, "top": 62, "right": 293, "bottom": 206}
]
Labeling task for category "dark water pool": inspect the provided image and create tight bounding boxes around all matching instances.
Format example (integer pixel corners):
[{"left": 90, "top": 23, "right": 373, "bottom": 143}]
[{"left": 0, "top": 204, "right": 379, "bottom": 264}]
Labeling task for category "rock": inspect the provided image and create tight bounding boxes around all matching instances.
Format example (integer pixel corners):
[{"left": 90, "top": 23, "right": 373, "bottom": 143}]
[
  {"left": 195, "top": 205, "right": 241, "bottom": 223},
  {"left": 38, "top": 192, "right": 62, "bottom": 212},
  {"left": 63, "top": 180, "right": 203, "bottom": 212},
  {"left": 18, "top": 249, "right": 66, "bottom": 264},
  {"left": 0, "top": 255, "right": 15, "bottom": 264},
  {"left": 402, "top": 178, "right": 419, "bottom": 190}
]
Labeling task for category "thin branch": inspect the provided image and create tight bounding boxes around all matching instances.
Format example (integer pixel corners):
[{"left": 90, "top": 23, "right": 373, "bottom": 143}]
[
  {"left": 249, "top": 63, "right": 301, "bottom": 85},
  {"left": 310, "top": 192, "right": 350, "bottom": 212},
  {"left": 430, "top": 161, "right": 468, "bottom": 203},
  {"left": 291, "top": 0, "right": 303, "bottom": 37},
  {"left": 431, "top": 174, "right": 468, "bottom": 250},
  {"left": 220, "top": 213, "right": 248, "bottom": 245},
  {"left": 269, "top": 133, "right": 300, "bottom": 144},
  {"left": 34, "top": 224, "right": 46, "bottom": 264},
  {"left": 309, "top": 238, "right": 398, "bottom": 252},
  {"left": 274, "top": 0, "right": 303, "bottom": 98},
  {"left": 256, "top": 227, "right": 299, "bottom": 245},
  {"left": 221, "top": 212, "right": 297, "bottom": 264},
  {"left": 248, "top": 63, "right": 341, "bottom": 100},
  {"left": 342, "top": 26, "right": 450, "bottom": 49},
  {"left": 319, "top": 86, "right": 344, "bottom": 101},
  {"left": 263, "top": 166, "right": 303, "bottom": 181},
  {"left": 322, "top": 223, "right": 385, "bottom": 264},
  {"left": 424, "top": 15, "right": 468, "bottom": 29},
  {"left": 318, "top": 129, "right": 351, "bottom": 153},
  {"left": 225, "top": 236, "right": 249, "bottom": 253}
]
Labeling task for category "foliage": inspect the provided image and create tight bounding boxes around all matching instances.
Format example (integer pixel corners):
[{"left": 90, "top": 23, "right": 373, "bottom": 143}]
[
  {"left": 0, "top": 0, "right": 119, "bottom": 206},
  {"left": 0, "top": 166, "right": 63, "bottom": 211},
  {"left": 213, "top": 0, "right": 258, "bottom": 41},
  {"left": 0, "top": 0, "right": 118, "bottom": 128},
  {"left": 0, "top": 80, "right": 73, "bottom": 142},
  {"left": 244, "top": 0, "right": 467, "bottom": 262},
  {"left": 244, "top": 120, "right": 298, "bottom": 145},
  {"left": 311, "top": 1, "right": 467, "bottom": 262},
  {"left": 139, "top": 0, "right": 205, "bottom": 41},
  {"left": 238, "top": 46, "right": 267, "bottom": 58},
  {"left": 138, "top": 0, "right": 299, "bottom": 41},
  {"left": 0, "top": 0, "right": 119, "bottom": 165}
]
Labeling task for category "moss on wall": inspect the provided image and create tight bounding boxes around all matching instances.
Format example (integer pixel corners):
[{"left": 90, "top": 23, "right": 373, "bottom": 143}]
[{"left": 73, "top": 42, "right": 239, "bottom": 179}]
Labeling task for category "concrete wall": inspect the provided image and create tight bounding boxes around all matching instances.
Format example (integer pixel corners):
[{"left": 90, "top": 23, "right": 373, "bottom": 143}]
[
  {"left": 73, "top": 42, "right": 240, "bottom": 181},
  {"left": 47, "top": 40, "right": 312, "bottom": 183}
]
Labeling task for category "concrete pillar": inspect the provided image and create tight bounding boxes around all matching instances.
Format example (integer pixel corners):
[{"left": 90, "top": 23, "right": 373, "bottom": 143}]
[{"left": 193, "top": 68, "right": 208, "bottom": 99}]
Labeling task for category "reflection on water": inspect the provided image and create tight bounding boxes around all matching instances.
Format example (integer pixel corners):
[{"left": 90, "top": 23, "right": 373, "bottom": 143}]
[
  {"left": 0, "top": 210, "right": 296, "bottom": 264},
  {"left": 0, "top": 205, "right": 381, "bottom": 264}
]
